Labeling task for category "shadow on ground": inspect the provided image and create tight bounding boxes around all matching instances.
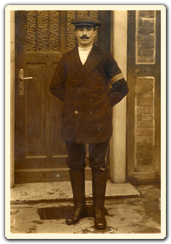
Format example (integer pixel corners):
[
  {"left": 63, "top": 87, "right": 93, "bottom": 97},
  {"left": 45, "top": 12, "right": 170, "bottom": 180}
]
[{"left": 38, "top": 205, "right": 109, "bottom": 220}]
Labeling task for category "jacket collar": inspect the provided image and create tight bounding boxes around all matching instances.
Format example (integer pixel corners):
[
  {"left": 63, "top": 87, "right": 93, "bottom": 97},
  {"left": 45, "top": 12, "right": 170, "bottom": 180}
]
[{"left": 68, "top": 44, "right": 104, "bottom": 87}]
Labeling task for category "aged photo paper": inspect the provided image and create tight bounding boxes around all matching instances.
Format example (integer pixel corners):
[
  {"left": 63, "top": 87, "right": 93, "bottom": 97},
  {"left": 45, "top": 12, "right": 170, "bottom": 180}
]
[{"left": 5, "top": 4, "right": 166, "bottom": 239}]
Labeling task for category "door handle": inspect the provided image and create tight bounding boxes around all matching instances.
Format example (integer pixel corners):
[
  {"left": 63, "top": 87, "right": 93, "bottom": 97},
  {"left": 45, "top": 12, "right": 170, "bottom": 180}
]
[{"left": 19, "top": 68, "right": 33, "bottom": 96}]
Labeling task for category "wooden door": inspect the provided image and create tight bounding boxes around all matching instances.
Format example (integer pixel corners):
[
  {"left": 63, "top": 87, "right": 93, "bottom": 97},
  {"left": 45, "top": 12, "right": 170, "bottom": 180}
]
[
  {"left": 15, "top": 10, "right": 111, "bottom": 183},
  {"left": 127, "top": 10, "right": 161, "bottom": 180}
]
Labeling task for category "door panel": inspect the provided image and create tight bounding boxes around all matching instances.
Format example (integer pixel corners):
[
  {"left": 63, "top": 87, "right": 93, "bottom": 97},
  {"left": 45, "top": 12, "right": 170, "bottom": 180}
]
[{"left": 15, "top": 10, "right": 111, "bottom": 183}]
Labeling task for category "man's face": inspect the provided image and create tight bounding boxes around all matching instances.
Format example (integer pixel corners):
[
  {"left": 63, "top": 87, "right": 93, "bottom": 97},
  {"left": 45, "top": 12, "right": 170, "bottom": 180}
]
[{"left": 75, "top": 26, "right": 97, "bottom": 48}]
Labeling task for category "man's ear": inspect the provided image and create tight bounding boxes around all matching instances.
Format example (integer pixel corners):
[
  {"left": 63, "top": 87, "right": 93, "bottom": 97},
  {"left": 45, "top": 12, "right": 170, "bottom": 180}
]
[
  {"left": 94, "top": 26, "right": 97, "bottom": 37},
  {"left": 94, "top": 29, "right": 97, "bottom": 38}
]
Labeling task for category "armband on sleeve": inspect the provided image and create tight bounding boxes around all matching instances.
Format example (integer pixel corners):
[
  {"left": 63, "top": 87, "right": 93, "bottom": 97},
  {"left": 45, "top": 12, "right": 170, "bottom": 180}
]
[{"left": 110, "top": 72, "right": 125, "bottom": 86}]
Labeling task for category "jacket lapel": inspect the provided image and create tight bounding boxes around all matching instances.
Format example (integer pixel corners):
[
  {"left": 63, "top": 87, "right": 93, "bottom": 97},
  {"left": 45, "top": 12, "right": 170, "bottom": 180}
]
[{"left": 68, "top": 45, "right": 105, "bottom": 87}]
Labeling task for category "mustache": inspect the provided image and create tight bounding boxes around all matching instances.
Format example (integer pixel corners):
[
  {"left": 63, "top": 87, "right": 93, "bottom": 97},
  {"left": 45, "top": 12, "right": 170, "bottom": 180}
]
[{"left": 80, "top": 35, "right": 90, "bottom": 39}]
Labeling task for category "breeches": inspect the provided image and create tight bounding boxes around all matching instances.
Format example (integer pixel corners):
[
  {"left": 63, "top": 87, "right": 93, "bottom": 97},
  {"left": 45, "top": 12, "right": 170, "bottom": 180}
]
[{"left": 65, "top": 140, "right": 109, "bottom": 170}]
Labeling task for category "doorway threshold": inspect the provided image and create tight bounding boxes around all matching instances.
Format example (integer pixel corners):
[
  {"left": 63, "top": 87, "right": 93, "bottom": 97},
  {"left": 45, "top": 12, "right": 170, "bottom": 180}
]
[{"left": 10, "top": 181, "right": 140, "bottom": 204}]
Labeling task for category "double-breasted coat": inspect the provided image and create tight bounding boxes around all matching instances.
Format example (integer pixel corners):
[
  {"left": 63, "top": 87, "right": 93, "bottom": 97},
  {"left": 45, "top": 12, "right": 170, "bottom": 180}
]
[{"left": 50, "top": 45, "right": 129, "bottom": 144}]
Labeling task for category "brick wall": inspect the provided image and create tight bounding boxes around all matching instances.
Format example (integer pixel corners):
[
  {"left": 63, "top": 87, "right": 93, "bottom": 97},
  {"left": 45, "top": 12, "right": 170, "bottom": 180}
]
[
  {"left": 134, "top": 10, "right": 156, "bottom": 173},
  {"left": 136, "top": 10, "right": 156, "bottom": 64},
  {"left": 135, "top": 77, "right": 155, "bottom": 172}
]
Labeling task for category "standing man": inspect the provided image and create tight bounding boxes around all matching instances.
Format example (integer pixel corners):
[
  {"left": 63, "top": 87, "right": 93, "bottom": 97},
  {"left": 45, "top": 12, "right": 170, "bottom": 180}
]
[{"left": 50, "top": 17, "right": 129, "bottom": 229}]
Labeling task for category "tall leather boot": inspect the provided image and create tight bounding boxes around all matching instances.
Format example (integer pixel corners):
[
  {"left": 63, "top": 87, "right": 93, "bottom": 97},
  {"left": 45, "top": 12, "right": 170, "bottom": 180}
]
[
  {"left": 66, "top": 169, "right": 87, "bottom": 225},
  {"left": 92, "top": 168, "right": 107, "bottom": 229}
]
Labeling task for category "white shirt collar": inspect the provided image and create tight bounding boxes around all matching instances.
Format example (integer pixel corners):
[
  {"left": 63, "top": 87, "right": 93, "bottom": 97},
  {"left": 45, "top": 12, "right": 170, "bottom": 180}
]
[{"left": 78, "top": 45, "right": 93, "bottom": 52}]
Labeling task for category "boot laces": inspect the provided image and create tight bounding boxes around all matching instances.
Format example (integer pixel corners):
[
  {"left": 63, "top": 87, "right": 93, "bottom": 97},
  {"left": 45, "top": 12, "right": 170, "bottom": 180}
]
[
  {"left": 95, "top": 207, "right": 104, "bottom": 219},
  {"left": 74, "top": 204, "right": 85, "bottom": 216}
]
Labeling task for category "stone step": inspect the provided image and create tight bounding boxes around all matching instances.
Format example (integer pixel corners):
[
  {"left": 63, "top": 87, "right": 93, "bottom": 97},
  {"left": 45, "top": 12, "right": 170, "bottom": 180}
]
[{"left": 10, "top": 181, "right": 140, "bottom": 204}]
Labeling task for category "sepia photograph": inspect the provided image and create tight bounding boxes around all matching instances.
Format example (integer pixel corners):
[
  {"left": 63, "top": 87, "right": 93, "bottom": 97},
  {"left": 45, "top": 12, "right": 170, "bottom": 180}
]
[{"left": 5, "top": 4, "right": 166, "bottom": 239}]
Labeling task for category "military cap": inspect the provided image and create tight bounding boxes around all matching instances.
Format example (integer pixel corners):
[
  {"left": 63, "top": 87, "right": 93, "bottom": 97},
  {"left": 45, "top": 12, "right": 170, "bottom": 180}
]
[{"left": 71, "top": 17, "right": 101, "bottom": 27}]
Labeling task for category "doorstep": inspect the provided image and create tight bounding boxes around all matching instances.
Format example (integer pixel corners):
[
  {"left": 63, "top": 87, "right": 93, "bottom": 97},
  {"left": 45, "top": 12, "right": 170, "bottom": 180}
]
[{"left": 10, "top": 181, "right": 140, "bottom": 204}]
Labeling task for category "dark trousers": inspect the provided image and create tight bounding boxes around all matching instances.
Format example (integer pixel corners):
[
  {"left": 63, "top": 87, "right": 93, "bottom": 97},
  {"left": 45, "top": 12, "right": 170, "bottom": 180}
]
[{"left": 65, "top": 140, "right": 109, "bottom": 171}]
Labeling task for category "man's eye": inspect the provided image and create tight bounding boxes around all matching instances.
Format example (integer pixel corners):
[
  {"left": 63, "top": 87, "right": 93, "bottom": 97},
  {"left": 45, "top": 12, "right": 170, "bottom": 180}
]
[{"left": 87, "top": 28, "right": 91, "bottom": 31}]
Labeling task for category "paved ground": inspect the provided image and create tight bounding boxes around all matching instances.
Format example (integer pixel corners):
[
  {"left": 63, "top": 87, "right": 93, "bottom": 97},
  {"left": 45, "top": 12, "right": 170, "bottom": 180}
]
[{"left": 8, "top": 183, "right": 163, "bottom": 238}]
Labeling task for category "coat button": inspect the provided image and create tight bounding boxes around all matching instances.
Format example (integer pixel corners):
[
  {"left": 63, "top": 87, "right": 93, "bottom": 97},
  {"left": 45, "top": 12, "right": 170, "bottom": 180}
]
[
  {"left": 90, "top": 99, "right": 92, "bottom": 102},
  {"left": 75, "top": 110, "right": 78, "bottom": 114},
  {"left": 89, "top": 111, "right": 93, "bottom": 115}
]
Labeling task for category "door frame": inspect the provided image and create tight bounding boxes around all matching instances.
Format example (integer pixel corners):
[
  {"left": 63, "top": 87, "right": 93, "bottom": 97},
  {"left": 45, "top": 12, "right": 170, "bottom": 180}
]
[
  {"left": 9, "top": 9, "right": 128, "bottom": 186},
  {"left": 9, "top": 10, "right": 15, "bottom": 187},
  {"left": 109, "top": 10, "right": 128, "bottom": 183}
]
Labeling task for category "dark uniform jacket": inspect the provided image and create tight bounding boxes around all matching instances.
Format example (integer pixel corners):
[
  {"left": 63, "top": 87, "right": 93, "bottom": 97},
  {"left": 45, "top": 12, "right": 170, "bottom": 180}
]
[{"left": 50, "top": 45, "right": 129, "bottom": 144}]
